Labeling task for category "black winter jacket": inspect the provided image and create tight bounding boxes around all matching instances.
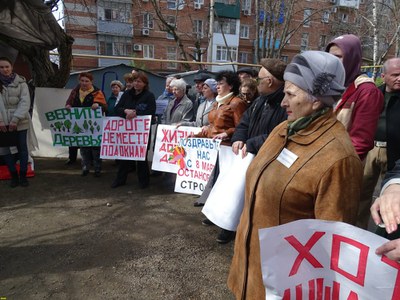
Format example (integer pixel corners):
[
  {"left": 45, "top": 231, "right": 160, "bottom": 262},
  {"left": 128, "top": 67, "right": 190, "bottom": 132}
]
[
  {"left": 115, "top": 89, "right": 156, "bottom": 122},
  {"left": 378, "top": 85, "right": 400, "bottom": 170},
  {"left": 231, "top": 85, "right": 287, "bottom": 154}
]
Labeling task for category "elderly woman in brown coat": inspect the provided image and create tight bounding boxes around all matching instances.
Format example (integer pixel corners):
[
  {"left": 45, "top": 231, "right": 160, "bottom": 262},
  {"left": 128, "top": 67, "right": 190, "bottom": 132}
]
[{"left": 228, "top": 51, "right": 363, "bottom": 299}]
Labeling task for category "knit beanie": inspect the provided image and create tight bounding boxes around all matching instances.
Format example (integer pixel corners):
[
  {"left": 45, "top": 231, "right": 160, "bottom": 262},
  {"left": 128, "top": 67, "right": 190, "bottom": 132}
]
[
  {"left": 204, "top": 78, "right": 217, "bottom": 93},
  {"left": 110, "top": 80, "right": 124, "bottom": 89},
  {"left": 283, "top": 51, "right": 345, "bottom": 107}
]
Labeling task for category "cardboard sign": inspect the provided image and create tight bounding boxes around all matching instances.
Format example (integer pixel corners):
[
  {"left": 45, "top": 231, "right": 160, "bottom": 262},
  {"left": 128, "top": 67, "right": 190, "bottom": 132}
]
[
  {"left": 151, "top": 125, "right": 201, "bottom": 173},
  {"left": 100, "top": 116, "right": 152, "bottom": 161},
  {"left": 45, "top": 107, "right": 103, "bottom": 147},
  {"left": 259, "top": 219, "right": 399, "bottom": 299},
  {"left": 174, "top": 137, "right": 220, "bottom": 195},
  {"left": 202, "top": 145, "right": 254, "bottom": 231}
]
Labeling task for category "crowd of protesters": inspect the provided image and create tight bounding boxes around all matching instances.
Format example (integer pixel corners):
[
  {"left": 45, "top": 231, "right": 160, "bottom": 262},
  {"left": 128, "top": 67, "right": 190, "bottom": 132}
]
[{"left": 2, "top": 33, "right": 400, "bottom": 298}]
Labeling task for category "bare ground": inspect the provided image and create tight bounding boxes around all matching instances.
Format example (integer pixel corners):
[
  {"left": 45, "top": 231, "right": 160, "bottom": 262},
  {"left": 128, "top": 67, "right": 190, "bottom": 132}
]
[{"left": 0, "top": 158, "right": 235, "bottom": 300}]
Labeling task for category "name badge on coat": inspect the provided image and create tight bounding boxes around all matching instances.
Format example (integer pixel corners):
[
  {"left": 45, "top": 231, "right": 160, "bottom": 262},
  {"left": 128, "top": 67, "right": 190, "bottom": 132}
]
[{"left": 277, "top": 148, "right": 298, "bottom": 168}]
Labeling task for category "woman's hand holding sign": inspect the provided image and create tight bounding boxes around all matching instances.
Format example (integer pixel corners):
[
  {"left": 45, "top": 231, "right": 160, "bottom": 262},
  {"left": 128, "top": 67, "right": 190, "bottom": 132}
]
[
  {"left": 124, "top": 109, "right": 137, "bottom": 120},
  {"left": 213, "top": 132, "right": 228, "bottom": 141}
]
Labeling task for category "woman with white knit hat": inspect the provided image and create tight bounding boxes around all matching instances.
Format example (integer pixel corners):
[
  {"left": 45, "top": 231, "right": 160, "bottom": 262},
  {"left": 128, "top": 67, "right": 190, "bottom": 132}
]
[{"left": 177, "top": 78, "right": 217, "bottom": 128}]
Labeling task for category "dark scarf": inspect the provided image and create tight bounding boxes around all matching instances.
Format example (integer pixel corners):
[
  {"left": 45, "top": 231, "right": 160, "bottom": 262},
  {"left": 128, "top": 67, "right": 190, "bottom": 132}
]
[
  {"left": 287, "top": 107, "right": 329, "bottom": 137},
  {"left": 0, "top": 73, "right": 16, "bottom": 86},
  {"left": 170, "top": 97, "right": 182, "bottom": 115}
]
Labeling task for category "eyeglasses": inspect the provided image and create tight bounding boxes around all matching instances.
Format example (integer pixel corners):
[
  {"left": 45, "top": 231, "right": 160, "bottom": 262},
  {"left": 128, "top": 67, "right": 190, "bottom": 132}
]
[
  {"left": 257, "top": 76, "right": 270, "bottom": 83},
  {"left": 241, "top": 92, "right": 254, "bottom": 97}
]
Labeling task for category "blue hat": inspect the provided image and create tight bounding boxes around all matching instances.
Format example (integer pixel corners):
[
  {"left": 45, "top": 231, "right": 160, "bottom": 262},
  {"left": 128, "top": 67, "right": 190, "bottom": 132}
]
[{"left": 204, "top": 78, "right": 217, "bottom": 93}]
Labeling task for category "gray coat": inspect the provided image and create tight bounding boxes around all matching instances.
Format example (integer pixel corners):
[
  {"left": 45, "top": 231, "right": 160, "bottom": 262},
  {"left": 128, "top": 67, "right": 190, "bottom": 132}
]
[
  {"left": 163, "top": 94, "right": 193, "bottom": 125},
  {"left": 180, "top": 98, "right": 215, "bottom": 127}
]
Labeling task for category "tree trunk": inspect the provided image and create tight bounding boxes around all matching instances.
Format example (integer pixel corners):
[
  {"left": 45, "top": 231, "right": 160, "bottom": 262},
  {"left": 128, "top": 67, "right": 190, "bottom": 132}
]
[{"left": 3, "top": 32, "right": 74, "bottom": 88}]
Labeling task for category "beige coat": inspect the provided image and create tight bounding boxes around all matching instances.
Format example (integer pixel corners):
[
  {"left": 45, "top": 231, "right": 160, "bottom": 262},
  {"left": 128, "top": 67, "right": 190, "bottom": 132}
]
[
  {"left": 228, "top": 110, "right": 363, "bottom": 299},
  {"left": 0, "top": 74, "right": 31, "bottom": 131}
]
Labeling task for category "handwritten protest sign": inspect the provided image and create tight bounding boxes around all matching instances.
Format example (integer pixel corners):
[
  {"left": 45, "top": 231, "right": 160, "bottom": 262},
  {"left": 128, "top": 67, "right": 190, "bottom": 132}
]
[
  {"left": 173, "top": 138, "right": 220, "bottom": 195},
  {"left": 45, "top": 107, "right": 103, "bottom": 147},
  {"left": 100, "top": 116, "right": 152, "bottom": 161},
  {"left": 202, "top": 145, "right": 254, "bottom": 230},
  {"left": 151, "top": 125, "right": 201, "bottom": 173},
  {"left": 259, "top": 219, "right": 399, "bottom": 299}
]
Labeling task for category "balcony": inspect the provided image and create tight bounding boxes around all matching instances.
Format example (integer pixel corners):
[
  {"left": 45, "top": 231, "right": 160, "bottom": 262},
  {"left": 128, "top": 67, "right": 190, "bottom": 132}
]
[
  {"left": 333, "top": 0, "right": 360, "bottom": 9},
  {"left": 97, "top": 20, "right": 133, "bottom": 37},
  {"left": 214, "top": 1, "right": 240, "bottom": 19}
]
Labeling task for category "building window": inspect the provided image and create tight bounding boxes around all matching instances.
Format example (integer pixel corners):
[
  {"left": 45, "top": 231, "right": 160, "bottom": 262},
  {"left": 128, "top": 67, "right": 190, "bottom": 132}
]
[
  {"left": 341, "top": 13, "right": 348, "bottom": 22},
  {"left": 303, "top": 9, "right": 312, "bottom": 27},
  {"left": 143, "top": 13, "right": 154, "bottom": 29},
  {"left": 167, "top": 32, "right": 175, "bottom": 39},
  {"left": 240, "top": 25, "right": 250, "bottom": 39},
  {"left": 143, "top": 44, "right": 154, "bottom": 59},
  {"left": 242, "top": 0, "right": 251, "bottom": 11},
  {"left": 166, "top": 15, "right": 176, "bottom": 27},
  {"left": 322, "top": 11, "right": 329, "bottom": 23},
  {"left": 167, "top": 0, "right": 176, "bottom": 9},
  {"left": 319, "top": 35, "right": 327, "bottom": 50},
  {"left": 98, "top": 35, "right": 133, "bottom": 56},
  {"left": 280, "top": 55, "right": 288, "bottom": 63},
  {"left": 194, "top": 0, "right": 204, "bottom": 4},
  {"left": 98, "top": 1, "right": 132, "bottom": 23},
  {"left": 238, "top": 52, "right": 249, "bottom": 63},
  {"left": 193, "top": 20, "right": 204, "bottom": 38},
  {"left": 167, "top": 0, "right": 185, "bottom": 10},
  {"left": 167, "top": 47, "right": 177, "bottom": 69},
  {"left": 300, "top": 33, "right": 309, "bottom": 52},
  {"left": 216, "top": 45, "right": 237, "bottom": 61},
  {"left": 214, "top": 18, "right": 237, "bottom": 35}
]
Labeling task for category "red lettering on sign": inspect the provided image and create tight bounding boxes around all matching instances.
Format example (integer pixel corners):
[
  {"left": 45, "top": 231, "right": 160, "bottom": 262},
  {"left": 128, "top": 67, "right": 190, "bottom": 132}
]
[
  {"left": 330, "top": 235, "right": 368, "bottom": 286},
  {"left": 283, "top": 288, "right": 291, "bottom": 300},
  {"left": 103, "top": 120, "right": 111, "bottom": 131},
  {"left": 381, "top": 255, "right": 400, "bottom": 299},
  {"left": 324, "top": 286, "right": 331, "bottom": 300},
  {"left": 332, "top": 281, "right": 339, "bottom": 300},
  {"left": 285, "top": 232, "right": 325, "bottom": 276},
  {"left": 316, "top": 278, "right": 323, "bottom": 300},
  {"left": 309, "top": 279, "right": 315, "bottom": 300},
  {"left": 296, "top": 283, "right": 302, "bottom": 300},
  {"left": 118, "top": 119, "right": 124, "bottom": 130},
  {"left": 347, "top": 291, "right": 358, "bottom": 300},
  {"left": 159, "top": 154, "right": 168, "bottom": 163},
  {"left": 144, "top": 118, "right": 150, "bottom": 130},
  {"left": 283, "top": 279, "right": 359, "bottom": 300},
  {"left": 161, "top": 129, "right": 171, "bottom": 142}
]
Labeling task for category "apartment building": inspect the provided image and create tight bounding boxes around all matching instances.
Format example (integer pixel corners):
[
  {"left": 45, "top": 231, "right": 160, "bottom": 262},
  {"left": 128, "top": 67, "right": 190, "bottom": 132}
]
[{"left": 63, "top": 0, "right": 366, "bottom": 73}]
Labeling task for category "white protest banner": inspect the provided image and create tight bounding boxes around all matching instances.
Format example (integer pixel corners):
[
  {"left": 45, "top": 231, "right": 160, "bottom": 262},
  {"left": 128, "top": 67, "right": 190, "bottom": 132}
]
[
  {"left": 202, "top": 145, "right": 254, "bottom": 231},
  {"left": 173, "top": 137, "right": 220, "bottom": 195},
  {"left": 45, "top": 107, "right": 103, "bottom": 147},
  {"left": 100, "top": 116, "right": 152, "bottom": 161},
  {"left": 259, "top": 219, "right": 399, "bottom": 299},
  {"left": 151, "top": 124, "right": 201, "bottom": 173}
]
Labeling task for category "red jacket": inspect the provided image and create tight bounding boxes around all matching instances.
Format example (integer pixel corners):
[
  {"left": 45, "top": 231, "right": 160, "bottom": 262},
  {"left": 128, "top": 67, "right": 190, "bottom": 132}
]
[{"left": 334, "top": 74, "right": 384, "bottom": 161}]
